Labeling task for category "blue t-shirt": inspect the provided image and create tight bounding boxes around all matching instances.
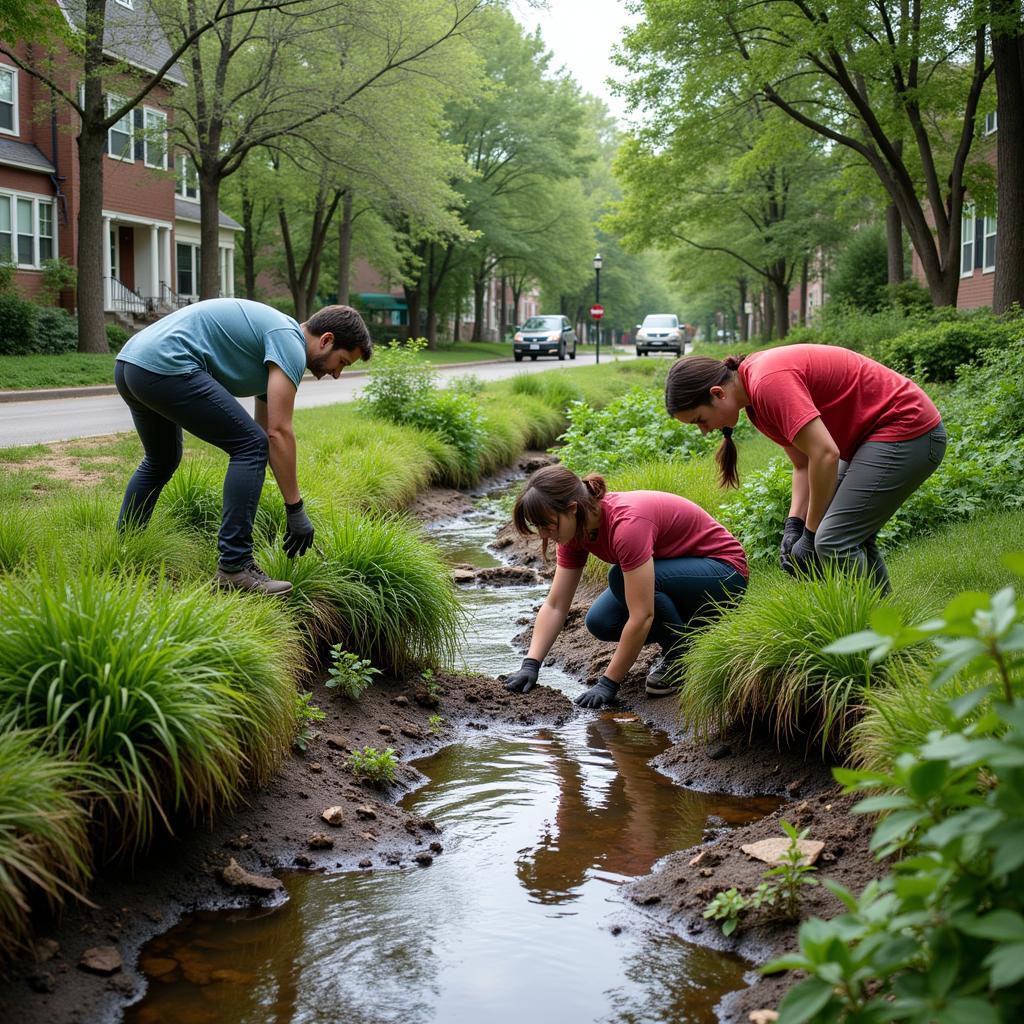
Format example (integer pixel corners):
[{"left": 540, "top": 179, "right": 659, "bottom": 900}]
[{"left": 116, "top": 298, "right": 307, "bottom": 397}]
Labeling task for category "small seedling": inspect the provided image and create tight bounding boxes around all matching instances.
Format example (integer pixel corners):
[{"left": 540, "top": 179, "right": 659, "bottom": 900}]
[
  {"left": 346, "top": 746, "right": 398, "bottom": 784},
  {"left": 325, "top": 645, "right": 380, "bottom": 700},
  {"left": 293, "top": 691, "right": 326, "bottom": 752},
  {"left": 422, "top": 667, "right": 441, "bottom": 702},
  {"left": 427, "top": 713, "right": 444, "bottom": 734},
  {"left": 704, "top": 821, "right": 817, "bottom": 935}
]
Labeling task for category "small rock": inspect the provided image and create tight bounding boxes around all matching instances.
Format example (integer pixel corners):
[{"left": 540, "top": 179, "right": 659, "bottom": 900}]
[
  {"left": 27, "top": 971, "right": 54, "bottom": 993},
  {"left": 400, "top": 724, "right": 423, "bottom": 739},
  {"left": 429, "top": 841, "right": 443, "bottom": 854},
  {"left": 33, "top": 938, "right": 59, "bottom": 962},
  {"left": 78, "top": 946, "right": 122, "bottom": 976},
  {"left": 324, "top": 734, "right": 347, "bottom": 751},
  {"left": 786, "top": 775, "right": 808, "bottom": 795},
  {"left": 360, "top": 831, "right": 377, "bottom": 842},
  {"left": 393, "top": 695, "right": 409, "bottom": 707},
  {"left": 221, "top": 858, "right": 283, "bottom": 894},
  {"left": 321, "top": 806, "right": 345, "bottom": 826},
  {"left": 377, "top": 724, "right": 393, "bottom": 736},
  {"left": 358, "top": 858, "right": 373, "bottom": 868},
  {"left": 308, "top": 762, "right": 324, "bottom": 773},
  {"left": 699, "top": 868, "right": 714, "bottom": 877},
  {"left": 293, "top": 854, "right": 313, "bottom": 868},
  {"left": 356, "top": 804, "right": 377, "bottom": 820},
  {"left": 749, "top": 1012, "right": 779, "bottom": 1024},
  {"left": 609, "top": 925, "right": 622, "bottom": 936},
  {"left": 384, "top": 852, "right": 402, "bottom": 865},
  {"left": 226, "top": 833, "right": 252, "bottom": 850},
  {"left": 688, "top": 851, "right": 706, "bottom": 868},
  {"left": 452, "top": 569, "right": 476, "bottom": 584},
  {"left": 741, "top": 838, "right": 824, "bottom": 866},
  {"left": 708, "top": 742, "right": 731, "bottom": 760},
  {"left": 308, "top": 833, "right": 334, "bottom": 850},
  {"left": 413, "top": 852, "right": 434, "bottom": 867}
]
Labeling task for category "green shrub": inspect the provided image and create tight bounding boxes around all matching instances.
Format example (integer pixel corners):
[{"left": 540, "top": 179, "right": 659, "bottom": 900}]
[
  {"left": 0, "top": 568, "right": 299, "bottom": 854},
  {"left": 346, "top": 746, "right": 397, "bottom": 784},
  {"left": 0, "top": 727, "right": 92, "bottom": 959},
  {"left": 292, "top": 691, "right": 326, "bottom": 752},
  {"left": 325, "top": 646, "right": 380, "bottom": 700},
  {"left": 826, "top": 225, "right": 889, "bottom": 312},
  {"left": 106, "top": 323, "right": 130, "bottom": 351},
  {"left": 678, "top": 567, "right": 928, "bottom": 752},
  {"left": 33, "top": 307, "right": 78, "bottom": 354},
  {"left": 39, "top": 257, "right": 77, "bottom": 305},
  {"left": 0, "top": 294, "right": 38, "bottom": 355}
]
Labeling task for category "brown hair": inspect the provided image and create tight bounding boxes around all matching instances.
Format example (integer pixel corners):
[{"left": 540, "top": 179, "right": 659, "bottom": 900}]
[
  {"left": 304, "top": 305, "right": 373, "bottom": 359},
  {"left": 664, "top": 354, "right": 746, "bottom": 489},
  {"left": 512, "top": 465, "right": 606, "bottom": 559}
]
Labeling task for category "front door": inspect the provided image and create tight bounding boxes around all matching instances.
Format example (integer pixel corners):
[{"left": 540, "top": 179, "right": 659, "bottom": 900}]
[{"left": 118, "top": 226, "right": 135, "bottom": 290}]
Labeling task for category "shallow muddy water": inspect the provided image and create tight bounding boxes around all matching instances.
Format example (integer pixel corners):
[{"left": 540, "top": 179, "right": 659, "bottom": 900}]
[{"left": 124, "top": 487, "right": 781, "bottom": 1024}]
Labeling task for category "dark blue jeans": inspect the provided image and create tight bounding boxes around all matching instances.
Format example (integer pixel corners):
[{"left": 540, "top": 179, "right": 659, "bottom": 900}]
[
  {"left": 585, "top": 557, "right": 747, "bottom": 656},
  {"left": 115, "top": 361, "right": 268, "bottom": 569}
]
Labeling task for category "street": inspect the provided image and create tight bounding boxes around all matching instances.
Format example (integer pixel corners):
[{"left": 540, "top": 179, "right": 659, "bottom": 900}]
[{"left": 0, "top": 352, "right": 638, "bottom": 447}]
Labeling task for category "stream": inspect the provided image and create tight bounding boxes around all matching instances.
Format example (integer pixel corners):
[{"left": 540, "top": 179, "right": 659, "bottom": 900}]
[{"left": 124, "top": 486, "right": 779, "bottom": 1024}]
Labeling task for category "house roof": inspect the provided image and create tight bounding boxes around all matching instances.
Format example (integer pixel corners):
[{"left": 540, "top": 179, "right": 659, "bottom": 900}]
[
  {"left": 175, "top": 197, "right": 243, "bottom": 232},
  {"left": 0, "top": 139, "right": 55, "bottom": 175},
  {"left": 57, "top": 1, "right": 188, "bottom": 87}
]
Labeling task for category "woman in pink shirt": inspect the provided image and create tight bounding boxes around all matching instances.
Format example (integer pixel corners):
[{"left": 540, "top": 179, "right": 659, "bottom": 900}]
[
  {"left": 503, "top": 465, "right": 748, "bottom": 707},
  {"left": 664, "top": 344, "right": 946, "bottom": 591}
]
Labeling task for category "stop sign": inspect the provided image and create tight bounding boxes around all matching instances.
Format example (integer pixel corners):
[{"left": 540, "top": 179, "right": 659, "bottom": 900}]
[{"left": 590, "top": 304, "right": 604, "bottom": 320}]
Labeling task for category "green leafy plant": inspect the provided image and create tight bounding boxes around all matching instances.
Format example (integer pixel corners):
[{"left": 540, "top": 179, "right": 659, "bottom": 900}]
[
  {"left": 427, "top": 713, "right": 444, "bottom": 734},
  {"left": 39, "top": 256, "right": 77, "bottom": 305},
  {"left": 292, "top": 691, "right": 326, "bottom": 752},
  {"left": 346, "top": 746, "right": 397, "bottom": 784},
  {"left": 325, "top": 646, "right": 380, "bottom": 700},
  {"left": 764, "top": 555, "right": 1024, "bottom": 1023}
]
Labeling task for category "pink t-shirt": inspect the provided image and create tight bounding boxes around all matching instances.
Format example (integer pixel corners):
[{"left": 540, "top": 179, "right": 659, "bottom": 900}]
[
  {"left": 738, "top": 344, "right": 941, "bottom": 461},
  {"left": 555, "top": 491, "right": 748, "bottom": 578}
]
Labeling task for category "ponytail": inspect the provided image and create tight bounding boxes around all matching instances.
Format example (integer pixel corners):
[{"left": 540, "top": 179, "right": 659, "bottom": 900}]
[{"left": 716, "top": 426, "right": 740, "bottom": 488}]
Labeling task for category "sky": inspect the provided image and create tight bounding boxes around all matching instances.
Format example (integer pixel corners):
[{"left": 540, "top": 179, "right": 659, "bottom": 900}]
[{"left": 510, "top": 0, "right": 642, "bottom": 124}]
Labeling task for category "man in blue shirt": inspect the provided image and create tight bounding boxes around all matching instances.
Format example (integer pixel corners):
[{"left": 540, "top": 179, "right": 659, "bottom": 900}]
[{"left": 115, "top": 299, "right": 372, "bottom": 595}]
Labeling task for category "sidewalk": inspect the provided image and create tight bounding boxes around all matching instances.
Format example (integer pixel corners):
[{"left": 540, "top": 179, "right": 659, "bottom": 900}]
[{"left": 0, "top": 357, "right": 515, "bottom": 404}]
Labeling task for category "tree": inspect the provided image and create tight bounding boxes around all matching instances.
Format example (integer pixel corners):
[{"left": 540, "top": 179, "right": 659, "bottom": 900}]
[{"left": 618, "top": 1, "right": 994, "bottom": 307}]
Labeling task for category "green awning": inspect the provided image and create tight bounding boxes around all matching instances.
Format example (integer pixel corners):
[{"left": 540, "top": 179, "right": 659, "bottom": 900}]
[{"left": 358, "top": 292, "right": 407, "bottom": 311}]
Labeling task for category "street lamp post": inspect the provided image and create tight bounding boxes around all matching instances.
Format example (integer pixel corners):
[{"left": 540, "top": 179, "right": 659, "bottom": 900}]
[{"left": 593, "top": 252, "right": 602, "bottom": 364}]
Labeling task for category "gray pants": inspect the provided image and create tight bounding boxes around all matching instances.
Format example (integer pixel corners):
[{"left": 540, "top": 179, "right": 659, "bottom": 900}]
[{"left": 815, "top": 422, "right": 947, "bottom": 592}]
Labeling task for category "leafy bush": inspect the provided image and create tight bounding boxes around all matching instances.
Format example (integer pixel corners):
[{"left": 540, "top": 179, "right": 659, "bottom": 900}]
[
  {"left": 0, "top": 728, "right": 92, "bottom": 959},
  {"left": 767, "top": 560, "right": 1024, "bottom": 1023},
  {"left": 325, "top": 646, "right": 380, "bottom": 700},
  {"left": 39, "top": 256, "right": 77, "bottom": 305},
  {"left": 33, "top": 307, "right": 79, "bottom": 354},
  {"left": 827, "top": 225, "right": 889, "bottom": 312},
  {"left": 557, "top": 387, "right": 715, "bottom": 475},
  {"left": 106, "top": 323, "right": 130, "bottom": 351},
  {"left": 0, "top": 294, "right": 38, "bottom": 355},
  {"left": 718, "top": 457, "right": 792, "bottom": 563},
  {"left": 346, "top": 746, "right": 397, "bottom": 784}
]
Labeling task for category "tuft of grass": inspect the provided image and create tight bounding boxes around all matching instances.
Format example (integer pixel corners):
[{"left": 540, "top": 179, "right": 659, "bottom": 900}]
[
  {"left": 678, "top": 565, "right": 929, "bottom": 753},
  {"left": 346, "top": 746, "right": 397, "bottom": 784},
  {"left": 0, "top": 568, "right": 300, "bottom": 855},
  {"left": 160, "top": 457, "right": 224, "bottom": 537},
  {"left": 0, "top": 502, "right": 37, "bottom": 574},
  {"left": 0, "top": 727, "right": 93, "bottom": 959}
]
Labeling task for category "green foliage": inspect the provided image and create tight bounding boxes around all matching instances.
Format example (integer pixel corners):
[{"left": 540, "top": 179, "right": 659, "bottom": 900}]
[
  {"left": 427, "top": 713, "right": 443, "bottom": 734},
  {"left": 0, "top": 568, "right": 299, "bottom": 855},
  {"left": 292, "top": 691, "right": 326, "bottom": 753},
  {"left": 827, "top": 226, "right": 889, "bottom": 312},
  {"left": 106, "top": 323, "right": 130, "bottom": 351},
  {"left": 32, "top": 307, "right": 79, "bottom": 355},
  {"left": 705, "top": 820, "right": 818, "bottom": 936},
  {"left": 718, "top": 457, "right": 792, "bottom": 563},
  {"left": 39, "top": 257, "right": 77, "bottom": 305},
  {"left": 0, "top": 727, "right": 91, "bottom": 959},
  {"left": 346, "top": 746, "right": 397, "bottom": 784},
  {"left": 767, "top": 561, "right": 1024, "bottom": 1023},
  {"left": 0, "top": 261, "right": 14, "bottom": 293},
  {"left": 557, "top": 387, "right": 715, "bottom": 475},
  {"left": 325, "top": 646, "right": 380, "bottom": 700},
  {"left": 0, "top": 294, "right": 39, "bottom": 356}
]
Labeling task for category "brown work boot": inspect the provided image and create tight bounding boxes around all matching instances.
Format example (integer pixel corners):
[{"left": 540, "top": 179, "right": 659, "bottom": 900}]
[{"left": 214, "top": 561, "right": 293, "bottom": 596}]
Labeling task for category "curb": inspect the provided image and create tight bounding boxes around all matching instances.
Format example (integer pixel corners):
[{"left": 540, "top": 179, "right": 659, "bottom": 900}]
[{"left": 0, "top": 357, "right": 522, "bottom": 404}]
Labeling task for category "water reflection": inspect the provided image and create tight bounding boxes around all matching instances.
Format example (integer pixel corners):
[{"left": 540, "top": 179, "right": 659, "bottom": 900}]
[{"left": 127, "top": 719, "right": 777, "bottom": 1024}]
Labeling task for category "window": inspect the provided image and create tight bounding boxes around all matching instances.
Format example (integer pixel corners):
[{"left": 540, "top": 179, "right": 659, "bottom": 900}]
[
  {"left": 983, "top": 216, "right": 997, "bottom": 272},
  {"left": 175, "top": 153, "right": 198, "bottom": 199},
  {"left": 960, "top": 205, "right": 975, "bottom": 277},
  {"left": 143, "top": 108, "right": 167, "bottom": 168},
  {"left": 984, "top": 111, "right": 998, "bottom": 136},
  {"left": 177, "top": 242, "right": 200, "bottom": 296},
  {"left": 0, "top": 64, "right": 16, "bottom": 135},
  {"left": 107, "top": 96, "right": 133, "bottom": 161},
  {"left": 0, "top": 192, "right": 56, "bottom": 267}
]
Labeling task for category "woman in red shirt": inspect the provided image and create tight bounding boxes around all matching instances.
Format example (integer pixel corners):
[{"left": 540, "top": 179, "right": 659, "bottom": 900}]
[
  {"left": 664, "top": 344, "right": 946, "bottom": 591},
  {"left": 503, "top": 465, "right": 748, "bottom": 707}
]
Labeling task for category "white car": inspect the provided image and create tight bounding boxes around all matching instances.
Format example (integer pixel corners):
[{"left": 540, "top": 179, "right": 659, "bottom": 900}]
[{"left": 635, "top": 314, "right": 683, "bottom": 356}]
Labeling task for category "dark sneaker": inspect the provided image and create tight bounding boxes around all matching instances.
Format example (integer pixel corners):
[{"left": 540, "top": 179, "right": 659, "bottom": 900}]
[
  {"left": 645, "top": 654, "right": 678, "bottom": 697},
  {"left": 214, "top": 562, "right": 293, "bottom": 596}
]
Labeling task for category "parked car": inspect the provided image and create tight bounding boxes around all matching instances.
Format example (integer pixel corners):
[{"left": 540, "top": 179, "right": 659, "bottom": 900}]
[
  {"left": 513, "top": 315, "right": 577, "bottom": 362},
  {"left": 635, "top": 313, "right": 683, "bottom": 356}
]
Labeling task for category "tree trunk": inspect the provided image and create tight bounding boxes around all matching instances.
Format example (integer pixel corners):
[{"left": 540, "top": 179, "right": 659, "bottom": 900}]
[
  {"left": 799, "top": 256, "right": 809, "bottom": 326},
  {"left": 337, "top": 189, "right": 353, "bottom": 305},
  {"left": 885, "top": 203, "right": 905, "bottom": 284},
  {"left": 76, "top": 122, "right": 108, "bottom": 352},
  {"left": 241, "top": 185, "right": 257, "bottom": 299},
  {"left": 762, "top": 289, "right": 774, "bottom": 341},
  {"left": 992, "top": 1, "right": 1024, "bottom": 313},
  {"left": 404, "top": 278, "right": 422, "bottom": 340},
  {"left": 471, "top": 275, "right": 486, "bottom": 341},
  {"left": 199, "top": 171, "right": 222, "bottom": 299},
  {"left": 772, "top": 277, "right": 789, "bottom": 340},
  {"left": 425, "top": 243, "right": 438, "bottom": 349},
  {"left": 737, "top": 277, "right": 749, "bottom": 341},
  {"left": 499, "top": 274, "right": 507, "bottom": 337}
]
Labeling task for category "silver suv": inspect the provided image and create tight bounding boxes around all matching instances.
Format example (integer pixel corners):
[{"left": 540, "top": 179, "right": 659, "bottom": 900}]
[
  {"left": 513, "top": 315, "right": 578, "bottom": 362},
  {"left": 635, "top": 314, "right": 683, "bottom": 356}
]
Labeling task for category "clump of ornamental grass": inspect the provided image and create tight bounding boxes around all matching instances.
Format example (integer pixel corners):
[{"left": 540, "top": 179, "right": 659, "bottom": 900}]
[
  {"left": 0, "top": 567, "right": 300, "bottom": 855},
  {"left": 490, "top": 393, "right": 566, "bottom": 450},
  {"left": 0, "top": 726, "right": 92, "bottom": 959},
  {"left": 315, "top": 511, "right": 464, "bottom": 673},
  {"left": 159, "top": 457, "right": 224, "bottom": 537},
  {"left": 509, "top": 372, "right": 585, "bottom": 413},
  {"left": 477, "top": 405, "right": 531, "bottom": 476},
  {"left": 0, "top": 501, "right": 37, "bottom": 574},
  {"left": 677, "top": 565, "right": 929, "bottom": 753}
]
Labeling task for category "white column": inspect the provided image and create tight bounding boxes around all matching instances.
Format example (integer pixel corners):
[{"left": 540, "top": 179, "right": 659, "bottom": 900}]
[
  {"left": 162, "top": 227, "right": 172, "bottom": 298},
  {"left": 226, "top": 246, "right": 235, "bottom": 297},
  {"left": 149, "top": 224, "right": 159, "bottom": 300},
  {"left": 102, "top": 216, "right": 112, "bottom": 310}
]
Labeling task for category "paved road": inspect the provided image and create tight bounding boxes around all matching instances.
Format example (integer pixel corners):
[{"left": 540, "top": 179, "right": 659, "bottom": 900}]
[{"left": 0, "top": 352, "right": 639, "bottom": 447}]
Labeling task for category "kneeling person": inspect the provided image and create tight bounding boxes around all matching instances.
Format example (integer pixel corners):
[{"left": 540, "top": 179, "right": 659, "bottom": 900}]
[
  {"left": 115, "top": 298, "right": 371, "bottom": 594},
  {"left": 504, "top": 466, "right": 748, "bottom": 705}
]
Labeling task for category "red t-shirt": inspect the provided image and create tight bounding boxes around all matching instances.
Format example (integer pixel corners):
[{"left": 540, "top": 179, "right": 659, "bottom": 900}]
[
  {"left": 555, "top": 491, "right": 748, "bottom": 578},
  {"left": 738, "top": 344, "right": 941, "bottom": 461}
]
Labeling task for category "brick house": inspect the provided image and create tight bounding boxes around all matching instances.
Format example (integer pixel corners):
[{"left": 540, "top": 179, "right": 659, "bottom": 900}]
[{"left": 0, "top": 0, "right": 240, "bottom": 318}]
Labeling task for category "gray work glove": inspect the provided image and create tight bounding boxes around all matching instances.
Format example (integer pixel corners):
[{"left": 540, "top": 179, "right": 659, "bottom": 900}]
[
  {"left": 503, "top": 658, "right": 541, "bottom": 694},
  {"left": 575, "top": 675, "right": 619, "bottom": 709},
  {"left": 283, "top": 498, "right": 315, "bottom": 557},
  {"left": 779, "top": 516, "right": 805, "bottom": 570},
  {"left": 786, "top": 527, "right": 817, "bottom": 575}
]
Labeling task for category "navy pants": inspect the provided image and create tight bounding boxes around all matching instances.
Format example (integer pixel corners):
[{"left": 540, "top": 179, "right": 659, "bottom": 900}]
[
  {"left": 585, "top": 557, "right": 747, "bottom": 655},
  {"left": 115, "top": 361, "right": 268, "bottom": 569}
]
